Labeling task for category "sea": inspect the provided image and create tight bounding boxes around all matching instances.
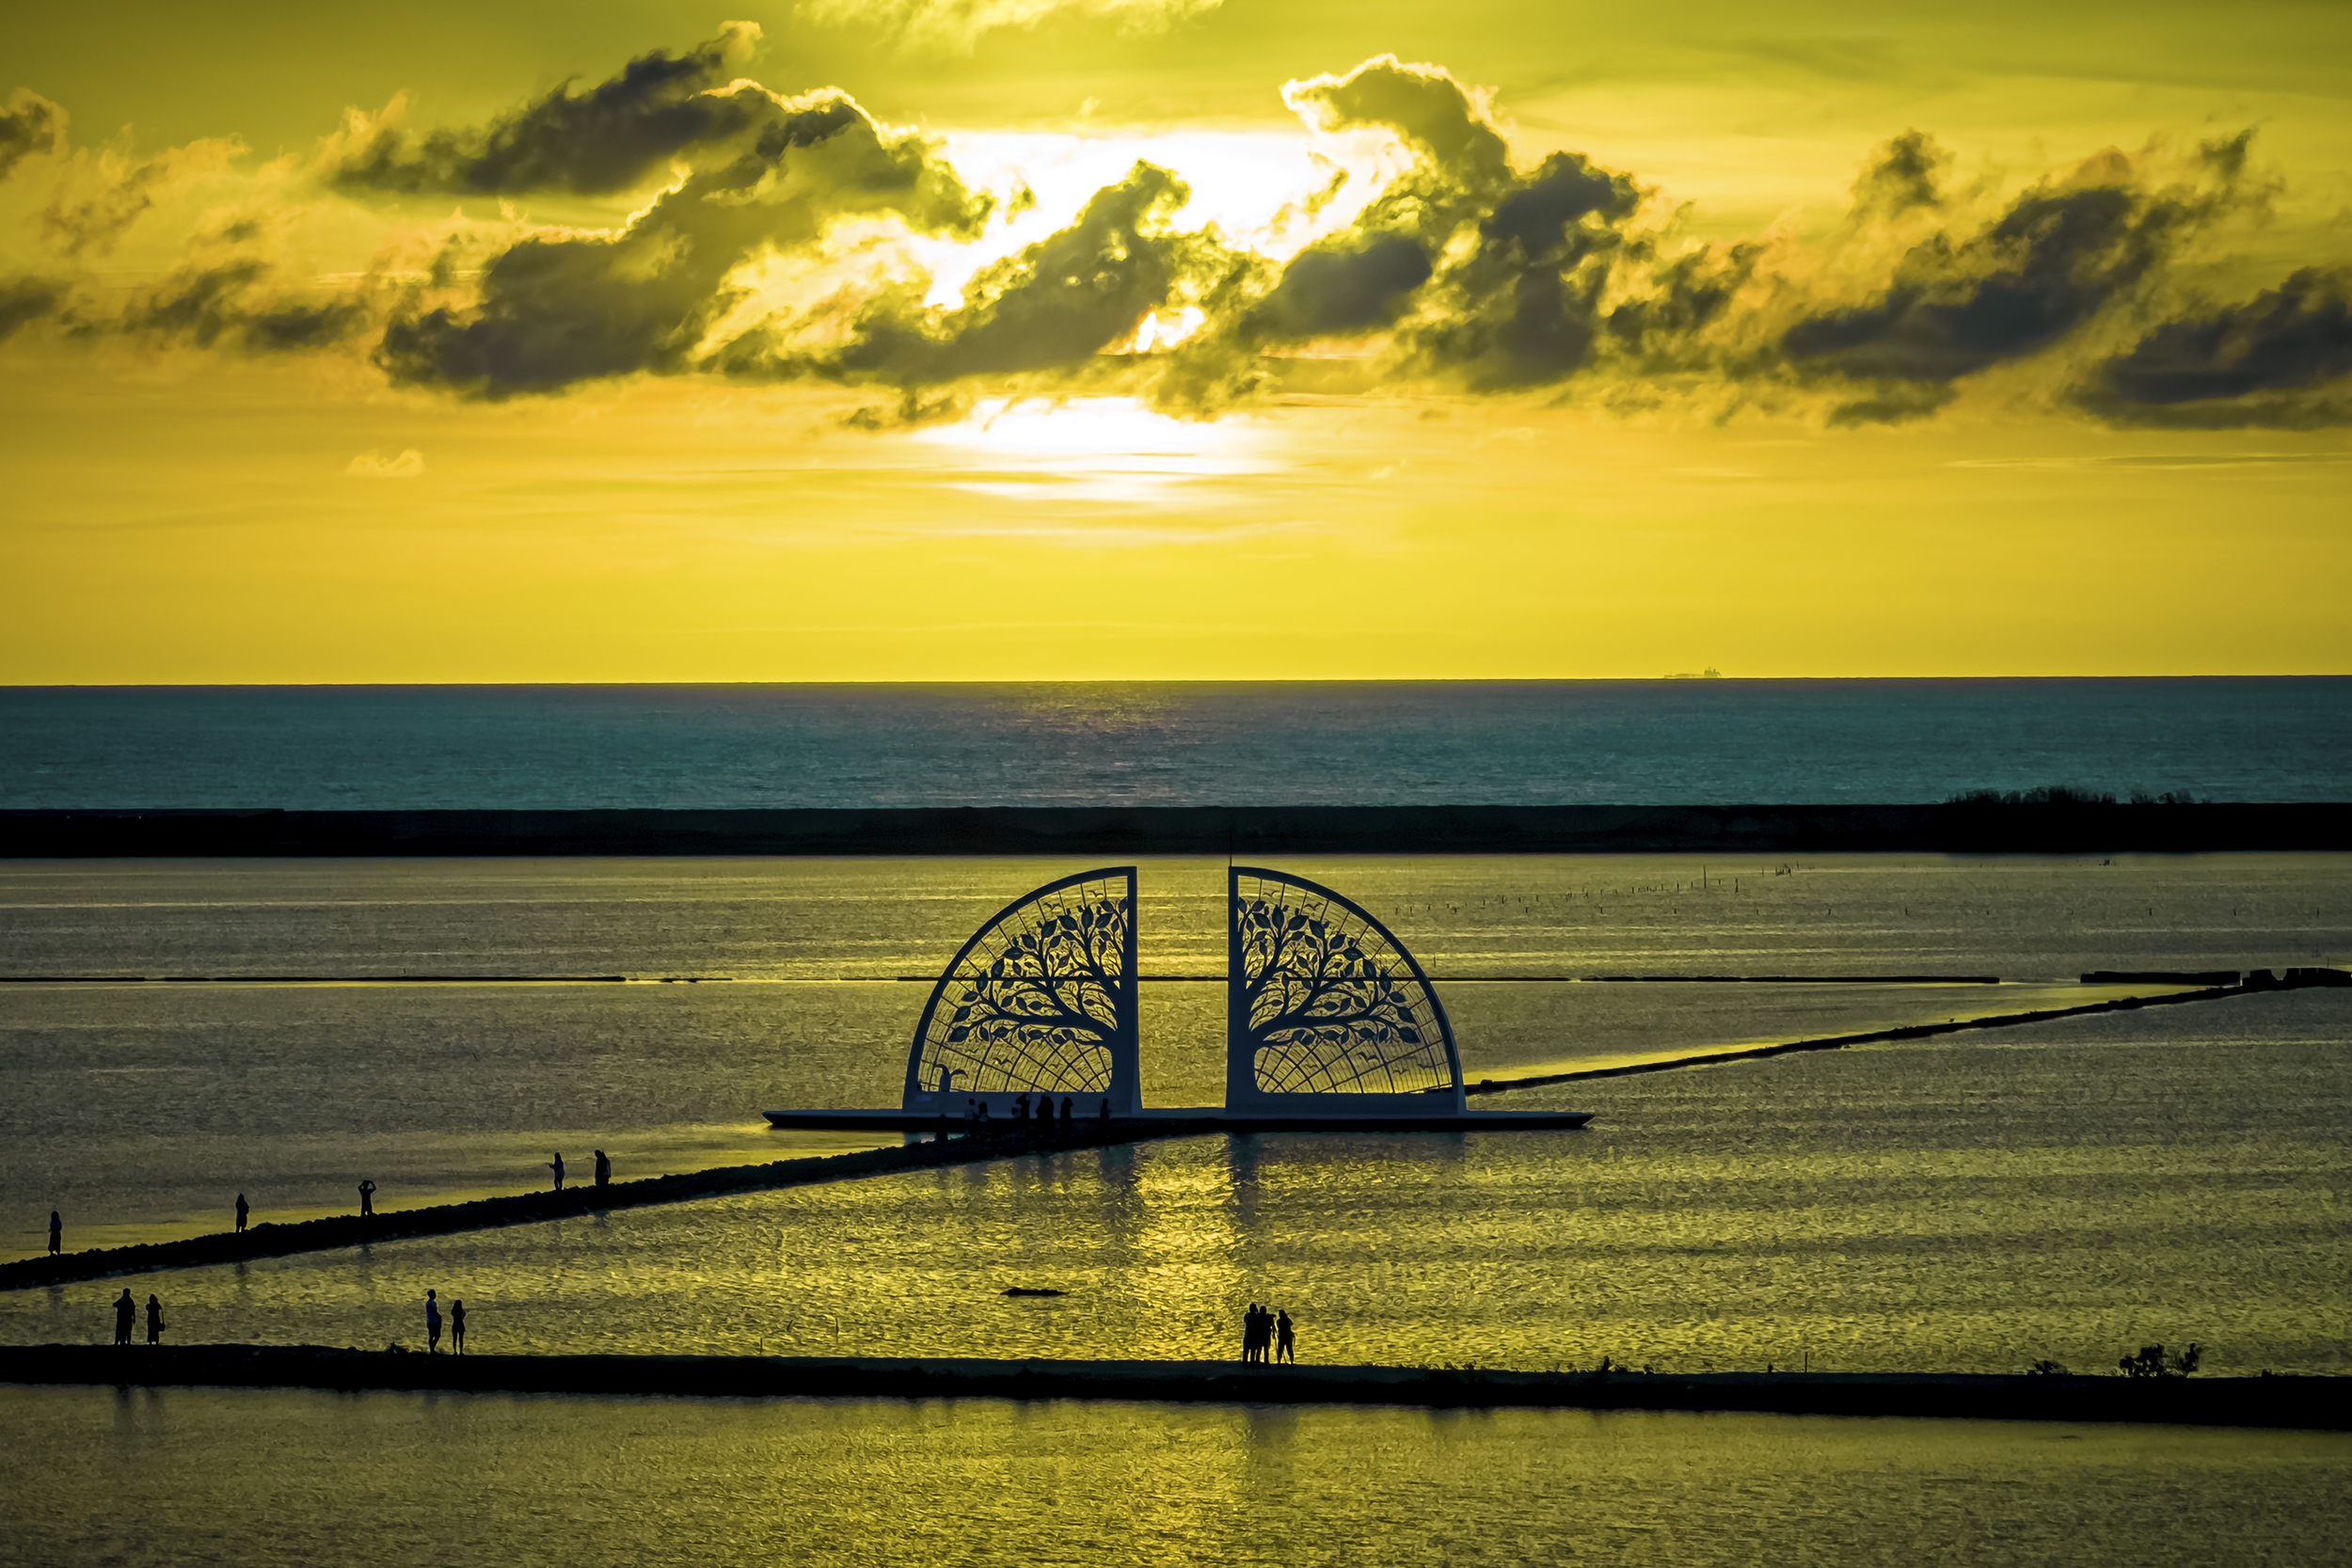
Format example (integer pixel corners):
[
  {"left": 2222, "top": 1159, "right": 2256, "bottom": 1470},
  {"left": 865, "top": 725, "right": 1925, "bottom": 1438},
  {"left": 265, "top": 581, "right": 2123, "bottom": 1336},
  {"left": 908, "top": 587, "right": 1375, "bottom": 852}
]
[{"left": 2, "top": 681, "right": 2348, "bottom": 1565}]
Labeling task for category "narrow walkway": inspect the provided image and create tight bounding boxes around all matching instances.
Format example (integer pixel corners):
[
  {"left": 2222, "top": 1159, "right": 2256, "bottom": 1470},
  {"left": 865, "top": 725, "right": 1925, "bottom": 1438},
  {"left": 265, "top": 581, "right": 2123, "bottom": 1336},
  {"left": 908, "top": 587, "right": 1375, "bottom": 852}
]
[
  {"left": 8, "top": 974, "right": 2335, "bottom": 1292},
  {"left": 1, "top": 1345, "right": 2341, "bottom": 1431},
  {"left": 1467, "top": 974, "right": 2336, "bottom": 1095},
  {"left": 0, "top": 1130, "right": 1160, "bottom": 1291}
]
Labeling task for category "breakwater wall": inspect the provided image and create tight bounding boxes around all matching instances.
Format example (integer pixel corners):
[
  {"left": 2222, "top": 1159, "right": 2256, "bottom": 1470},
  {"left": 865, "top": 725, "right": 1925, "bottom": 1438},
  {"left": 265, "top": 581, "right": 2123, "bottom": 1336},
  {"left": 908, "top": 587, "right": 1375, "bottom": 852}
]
[
  {"left": 2, "top": 1346, "right": 2341, "bottom": 1430},
  {"left": 0, "top": 1129, "right": 1171, "bottom": 1292},
  {"left": 6, "top": 801, "right": 2349, "bottom": 857}
]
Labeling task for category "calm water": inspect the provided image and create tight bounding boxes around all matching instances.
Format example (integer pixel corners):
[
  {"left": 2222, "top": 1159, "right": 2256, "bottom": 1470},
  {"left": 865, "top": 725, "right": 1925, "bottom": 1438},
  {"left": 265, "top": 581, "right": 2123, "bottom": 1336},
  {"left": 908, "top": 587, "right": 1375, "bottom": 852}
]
[
  {"left": 3, "top": 853, "right": 2349, "bottom": 1566},
  {"left": 2, "top": 855, "right": 2346, "bottom": 1384},
  {"left": 9, "top": 1387, "right": 2349, "bottom": 1568},
  {"left": 6, "top": 677, "right": 2350, "bottom": 808}
]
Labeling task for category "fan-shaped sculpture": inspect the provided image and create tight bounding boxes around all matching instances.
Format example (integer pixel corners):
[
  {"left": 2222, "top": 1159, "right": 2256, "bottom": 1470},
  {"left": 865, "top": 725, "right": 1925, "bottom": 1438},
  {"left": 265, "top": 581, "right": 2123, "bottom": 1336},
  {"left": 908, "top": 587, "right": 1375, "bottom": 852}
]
[
  {"left": 902, "top": 866, "right": 1140, "bottom": 1117},
  {"left": 1227, "top": 865, "right": 1465, "bottom": 1114}
]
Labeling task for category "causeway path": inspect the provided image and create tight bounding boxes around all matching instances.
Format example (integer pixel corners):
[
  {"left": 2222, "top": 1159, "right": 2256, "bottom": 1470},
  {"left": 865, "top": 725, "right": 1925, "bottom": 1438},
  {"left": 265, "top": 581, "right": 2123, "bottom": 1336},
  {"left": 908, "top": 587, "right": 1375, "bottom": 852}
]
[
  {"left": 8, "top": 973, "right": 2340, "bottom": 1292},
  {"left": 1, "top": 1345, "right": 2342, "bottom": 1431}
]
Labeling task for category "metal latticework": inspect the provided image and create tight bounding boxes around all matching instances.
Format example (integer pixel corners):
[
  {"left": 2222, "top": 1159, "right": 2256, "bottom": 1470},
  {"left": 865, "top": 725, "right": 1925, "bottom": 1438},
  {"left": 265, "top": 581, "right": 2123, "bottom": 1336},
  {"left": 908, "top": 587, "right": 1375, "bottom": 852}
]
[
  {"left": 903, "top": 867, "right": 1138, "bottom": 1108},
  {"left": 1228, "top": 866, "right": 1461, "bottom": 1100}
]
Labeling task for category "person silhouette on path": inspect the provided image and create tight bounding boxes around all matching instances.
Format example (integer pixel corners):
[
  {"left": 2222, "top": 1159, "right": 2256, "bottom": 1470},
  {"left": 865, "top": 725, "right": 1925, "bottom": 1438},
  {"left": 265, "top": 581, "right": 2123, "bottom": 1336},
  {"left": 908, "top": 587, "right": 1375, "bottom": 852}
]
[
  {"left": 1277, "top": 1309, "right": 1295, "bottom": 1364},
  {"left": 358, "top": 1180, "right": 376, "bottom": 1219},
  {"left": 48, "top": 1211, "right": 61, "bottom": 1256},
  {"left": 548, "top": 1153, "right": 564, "bottom": 1192},
  {"left": 451, "top": 1299, "right": 467, "bottom": 1354},
  {"left": 234, "top": 1193, "right": 248, "bottom": 1233},
  {"left": 1241, "top": 1303, "right": 1262, "bottom": 1365},
  {"left": 425, "top": 1289, "right": 442, "bottom": 1354},
  {"left": 593, "top": 1150, "right": 611, "bottom": 1190},
  {"left": 1060, "top": 1097, "right": 1073, "bottom": 1134},
  {"left": 145, "top": 1294, "right": 165, "bottom": 1346},
  {"left": 113, "top": 1289, "right": 135, "bottom": 1345}
]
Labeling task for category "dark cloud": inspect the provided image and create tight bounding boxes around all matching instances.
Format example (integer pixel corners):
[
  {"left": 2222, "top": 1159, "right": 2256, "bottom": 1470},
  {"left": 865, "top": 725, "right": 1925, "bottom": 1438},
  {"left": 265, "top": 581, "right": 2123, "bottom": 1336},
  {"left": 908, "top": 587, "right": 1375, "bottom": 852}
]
[
  {"left": 0, "top": 276, "right": 68, "bottom": 339},
  {"left": 125, "top": 260, "right": 368, "bottom": 352},
  {"left": 1606, "top": 244, "right": 1761, "bottom": 359},
  {"left": 1190, "top": 58, "right": 1647, "bottom": 393},
  {"left": 0, "top": 88, "right": 66, "bottom": 182},
  {"left": 329, "top": 24, "right": 764, "bottom": 197},
  {"left": 1784, "top": 149, "right": 2249, "bottom": 388},
  {"left": 1285, "top": 55, "right": 1511, "bottom": 196},
  {"left": 2080, "top": 268, "right": 2352, "bottom": 426},
  {"left": 1851, "top": 130, "right": 1948, "bottom": 215},
  {"left": 1247, "top": 231, "right": 1430, "bottom": 337},
  {"left": 738, "top": 161, "right": 1228, "bottom": 395},
  {"left": 41, "top": 156, "right": 170, "bottom": 256},
  {"left": 377, "top": 90, "right": 990, "bottom": 396}
]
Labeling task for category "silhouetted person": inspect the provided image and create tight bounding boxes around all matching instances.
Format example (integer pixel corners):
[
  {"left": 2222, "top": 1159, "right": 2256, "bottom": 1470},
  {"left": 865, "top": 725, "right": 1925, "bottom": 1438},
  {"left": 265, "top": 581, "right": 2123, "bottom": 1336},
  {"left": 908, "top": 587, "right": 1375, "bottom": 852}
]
[
  {"left": 48, "top": 1211, "right": 61, "bottom": 1255},
  {"left": 977, "top": 1103, "right": 992, "bottom": 1137},
  {"left": 1277, "top": 1309, "right": 1295, "bottom": 1364},
  {"left": 234, "top": 1193, "right": 248, "bottom": 1233},
  {"left": 1014, "top": 1094, "right": 1030, "bottom": 1126},
  {"left": 593, "top": 1149, "right": 611, "bottom": 1189},
  {"left": 1242, "top": 1303, "right": 1262, "bottom": 1365},
  {"left": 548, "top": 1153, "right": 564, "bottom": 1192},
  {"left": 113, "top": 1289, "right": 135, "bottom": 1344},
  {"left": 1099, "top": 1097, "right": 1111, "bottom": 1129},
  {"left": 1060, "top": 1097, "right": 1073, "bottom": 1133},
  {"left": 358, "top": 1180, "right": 376, "bottom": 1219},
  {"left": 451, "top": 1299, "right": 467, "bottom": 1354},
  {"left": 425, "top": 1289, "right": 442, "bottom": 1354},
  {"left": 145, "top": 1294, "right": 165, "bottom": 1346}
]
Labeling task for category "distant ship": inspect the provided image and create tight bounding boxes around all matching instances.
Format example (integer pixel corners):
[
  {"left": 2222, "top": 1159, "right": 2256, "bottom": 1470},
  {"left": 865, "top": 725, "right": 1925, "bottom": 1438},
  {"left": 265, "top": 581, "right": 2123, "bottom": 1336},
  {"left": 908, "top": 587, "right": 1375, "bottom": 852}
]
[{"left": 1663, "top": 667, "right": 1724, "bottom": 680}]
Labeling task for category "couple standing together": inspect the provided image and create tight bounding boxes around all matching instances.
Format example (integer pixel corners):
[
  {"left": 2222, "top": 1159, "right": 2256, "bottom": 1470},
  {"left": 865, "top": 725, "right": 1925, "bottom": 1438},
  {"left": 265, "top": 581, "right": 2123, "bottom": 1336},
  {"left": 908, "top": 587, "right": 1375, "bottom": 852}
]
[
  {"left": 423, "top": 1289, "right": 468, "bottom": 1353},
  {"left": 1242, "top": 1303, "right": 1294, "bottom": 1364}
]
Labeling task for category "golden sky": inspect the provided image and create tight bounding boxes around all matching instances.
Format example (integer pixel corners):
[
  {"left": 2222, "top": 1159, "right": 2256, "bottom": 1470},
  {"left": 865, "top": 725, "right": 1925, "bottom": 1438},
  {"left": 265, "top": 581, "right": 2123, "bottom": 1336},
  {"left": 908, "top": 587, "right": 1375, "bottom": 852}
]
[{"left": 2, "top": 0, "right": 2347, "bottom": 680}]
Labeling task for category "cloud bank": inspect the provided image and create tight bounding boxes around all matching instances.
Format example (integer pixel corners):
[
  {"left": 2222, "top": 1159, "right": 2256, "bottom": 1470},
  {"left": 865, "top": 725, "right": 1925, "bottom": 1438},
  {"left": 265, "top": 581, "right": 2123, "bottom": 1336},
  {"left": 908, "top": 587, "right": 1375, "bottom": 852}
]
[{"left": 3, "top": 36, "right": 2344, "bottom": 430}]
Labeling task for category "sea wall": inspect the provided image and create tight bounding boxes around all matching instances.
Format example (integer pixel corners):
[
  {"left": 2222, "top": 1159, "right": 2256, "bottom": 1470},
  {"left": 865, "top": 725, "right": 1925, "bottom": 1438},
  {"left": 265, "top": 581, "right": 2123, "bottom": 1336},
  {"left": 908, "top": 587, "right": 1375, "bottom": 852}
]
[
  {"left": 2, "top": 1345, "right": 2342, "bottom": 1430},
  {"left": 5, "top": 801, "right": 2347, "bottom": 857}
]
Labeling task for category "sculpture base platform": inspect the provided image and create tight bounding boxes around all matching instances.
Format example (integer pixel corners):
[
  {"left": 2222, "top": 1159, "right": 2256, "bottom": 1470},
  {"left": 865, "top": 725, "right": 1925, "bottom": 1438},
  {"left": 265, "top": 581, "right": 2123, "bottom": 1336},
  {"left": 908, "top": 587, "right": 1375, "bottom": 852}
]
[{"left": 762, "top": 1107, "right": 1593, "bottom": 1133}]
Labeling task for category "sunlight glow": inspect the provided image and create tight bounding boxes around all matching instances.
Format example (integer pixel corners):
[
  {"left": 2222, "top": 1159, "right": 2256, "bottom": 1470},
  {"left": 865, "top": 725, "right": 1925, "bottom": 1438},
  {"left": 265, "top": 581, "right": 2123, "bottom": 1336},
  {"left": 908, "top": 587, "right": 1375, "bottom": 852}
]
[{"left": 911, "top": 396, "right": 1275, "bottom": 508}]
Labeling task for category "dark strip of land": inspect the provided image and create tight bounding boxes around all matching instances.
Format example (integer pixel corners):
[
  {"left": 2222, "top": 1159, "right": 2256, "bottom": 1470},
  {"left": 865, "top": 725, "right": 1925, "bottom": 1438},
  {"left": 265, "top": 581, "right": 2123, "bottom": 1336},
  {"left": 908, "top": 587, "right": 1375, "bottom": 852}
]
[
  {"left": 6, "top": 801, "right": 2347, "bottom": 857},
  {"left": 2, "top": 1346, "right": 2339, "bottom": 1430}
]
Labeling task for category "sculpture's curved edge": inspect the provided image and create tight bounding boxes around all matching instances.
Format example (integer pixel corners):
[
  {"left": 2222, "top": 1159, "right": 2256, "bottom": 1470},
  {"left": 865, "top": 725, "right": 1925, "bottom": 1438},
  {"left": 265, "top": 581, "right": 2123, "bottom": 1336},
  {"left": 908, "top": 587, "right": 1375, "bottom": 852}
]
[
  {"left": 901, "top": 865, "right": 1139, "bottom": 1115},
  {"left": 1227, "top": 864, "right": 1466, "bottom": 1112}
]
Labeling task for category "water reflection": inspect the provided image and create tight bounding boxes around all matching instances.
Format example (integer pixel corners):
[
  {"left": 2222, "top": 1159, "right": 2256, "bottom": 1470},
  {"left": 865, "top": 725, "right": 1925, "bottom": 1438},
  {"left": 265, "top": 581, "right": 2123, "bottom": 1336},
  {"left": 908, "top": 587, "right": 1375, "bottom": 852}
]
[{"left": 8, "top": 1384, "right": 2349, "bottom": 1568}]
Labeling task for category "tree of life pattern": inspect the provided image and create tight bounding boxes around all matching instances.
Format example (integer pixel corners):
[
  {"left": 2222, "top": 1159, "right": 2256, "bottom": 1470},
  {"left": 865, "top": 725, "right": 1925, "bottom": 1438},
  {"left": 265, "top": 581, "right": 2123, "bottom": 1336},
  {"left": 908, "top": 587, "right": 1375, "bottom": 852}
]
[
  {"left": 1230, "top": 868, "right": 1457, "bottom": 1097},
  {"left": 908, "top": 869, "right": 1136, "bottom": 1101}
]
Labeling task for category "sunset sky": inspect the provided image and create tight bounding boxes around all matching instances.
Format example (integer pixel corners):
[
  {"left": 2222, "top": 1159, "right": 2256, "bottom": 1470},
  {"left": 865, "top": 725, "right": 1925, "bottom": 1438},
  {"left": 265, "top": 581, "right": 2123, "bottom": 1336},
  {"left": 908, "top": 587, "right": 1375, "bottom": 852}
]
[{"left": 3, "top": 0, "right": 2347, "bottom": 681}]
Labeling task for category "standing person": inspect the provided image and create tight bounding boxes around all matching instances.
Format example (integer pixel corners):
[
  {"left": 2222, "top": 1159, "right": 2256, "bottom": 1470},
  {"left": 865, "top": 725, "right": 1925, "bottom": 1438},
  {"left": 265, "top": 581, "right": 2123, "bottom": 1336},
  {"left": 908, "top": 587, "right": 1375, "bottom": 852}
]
[
  {"left": 425, "top": 1289, "right": 442, "bottom": 1354},
  {"left": 145, "top": 1294, "right": 165, "bottom": 1346},
  {"left": 234, "top": 1193, "right": 249, "bottom": 1233},
  {"left": 450, "top": 1299, "right": 467, "bottom": 1355},
  {"left": 593, "top": 1150, "right": 611, "bottom": 1190},
  {"left": 1240, "top": 1303, "right": 1260, "bottom": 1364},
  {"left": 1060, "top": 1097, "right": 1073, "bottom": 1134},
  {"left": 548, "top": 1153, "right": 564, "bottom": 1192},
  {"left": 1277, "top": 1309, "right": 1295, "bottom": 1364},
  {"left": 358, "top": 1180, "right": 376, "bottom": 1219},
  {"left": 48, "top": 1211, "right": 61, "bottom": 1255},
  {"left": 112, "top": 1289, "right": 135, "bottom": 1345}
]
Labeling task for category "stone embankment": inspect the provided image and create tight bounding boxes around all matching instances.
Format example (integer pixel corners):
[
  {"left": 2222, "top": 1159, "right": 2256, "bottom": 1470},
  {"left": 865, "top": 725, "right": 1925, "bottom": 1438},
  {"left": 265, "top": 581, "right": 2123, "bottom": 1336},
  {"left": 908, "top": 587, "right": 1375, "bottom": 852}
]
[{"left": 2, "top": 1345, "right": 2342, "bottom": 1431}]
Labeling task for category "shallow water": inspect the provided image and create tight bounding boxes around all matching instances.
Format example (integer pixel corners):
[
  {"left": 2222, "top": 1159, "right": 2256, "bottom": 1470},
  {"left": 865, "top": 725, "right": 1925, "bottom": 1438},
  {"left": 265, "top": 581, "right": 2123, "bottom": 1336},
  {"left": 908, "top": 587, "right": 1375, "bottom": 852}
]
[
  {"left": 5, "top": 1385, "right": 2349, "bottom": 1568},
  {"left": 8, "top": 991, "right": 2347, "bottom": 1379},
  {"left": 4, "top": 853, "right": 2346, "bottom": 1249}
]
